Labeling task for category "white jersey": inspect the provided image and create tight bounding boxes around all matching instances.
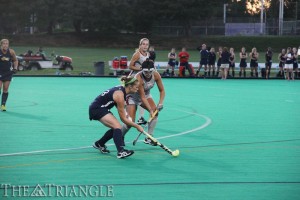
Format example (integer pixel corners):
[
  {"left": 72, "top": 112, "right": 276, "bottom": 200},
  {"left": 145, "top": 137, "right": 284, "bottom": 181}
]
[
  {"left": 136, "top": 71, "right": 155, "bottom": 96},
  {"left": 126, "top": 72, "right": 155, "bottom": 105},
  {"left": 139, "top": 51, "right": 149, "bottom": 64},
  {"left": 129, "top": 51, "right": 149, "bottom": 76}
]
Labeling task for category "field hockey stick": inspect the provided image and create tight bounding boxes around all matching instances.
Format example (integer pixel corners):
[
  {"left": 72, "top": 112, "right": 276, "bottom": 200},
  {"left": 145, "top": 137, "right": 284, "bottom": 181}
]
[
  {"left": 133, "top": 109, "right": 158, "bottom": 145},
  {"left": 142, "top": 130, "right": 180, "bottom": 157}
]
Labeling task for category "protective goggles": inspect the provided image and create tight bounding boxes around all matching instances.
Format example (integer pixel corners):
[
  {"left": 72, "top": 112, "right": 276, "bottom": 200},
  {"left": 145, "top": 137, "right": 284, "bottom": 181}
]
[{"left": 142, "top": 68, "right": 155, "bottom": 72}]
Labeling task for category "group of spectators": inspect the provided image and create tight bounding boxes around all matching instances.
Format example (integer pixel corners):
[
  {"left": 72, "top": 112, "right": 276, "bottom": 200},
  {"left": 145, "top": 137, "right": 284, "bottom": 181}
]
[{"left": 161, "top": 45, "right": 300, "bottom": 80}]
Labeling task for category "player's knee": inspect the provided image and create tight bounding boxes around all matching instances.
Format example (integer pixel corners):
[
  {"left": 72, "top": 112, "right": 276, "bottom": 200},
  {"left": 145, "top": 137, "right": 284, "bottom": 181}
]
[{"left": 113, "top": 121, "right": 122, "bottom": 129}]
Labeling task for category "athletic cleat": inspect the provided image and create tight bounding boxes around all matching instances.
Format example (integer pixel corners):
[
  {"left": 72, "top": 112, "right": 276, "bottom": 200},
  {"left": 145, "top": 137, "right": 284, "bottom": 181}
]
[
  {"left": 144, "top": 138, "right": 158, "bottom": 146},
  {"left": 117, "top": 149, "right": 134, "bottom": 159},
  {"left": 1, "top": 105, "right": 6, "bottom": 111},
  {"left": 93, "top": 142, "right": 110, "bottom": 153},
  {"left": 137, "top": 116, "right": 147, "bottom": 125}
]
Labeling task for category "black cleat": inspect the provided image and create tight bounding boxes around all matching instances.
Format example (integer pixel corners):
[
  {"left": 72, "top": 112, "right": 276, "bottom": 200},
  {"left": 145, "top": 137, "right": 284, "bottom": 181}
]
[
  {"left": 144, "top": 138, "right": 158, "bottom": 146},
  {"left": 117, "top": 149, "right": 134, "bottom": 159},
  {"left": 137, "top": 116, "right": 147, "bottom": 125},
  {"left": 93, "top": 142, "right": 110, "bottom": 153}
]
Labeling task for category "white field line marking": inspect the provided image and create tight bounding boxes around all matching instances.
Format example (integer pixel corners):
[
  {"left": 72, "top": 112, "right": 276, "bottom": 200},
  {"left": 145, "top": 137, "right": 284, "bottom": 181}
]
[{"left": 0, "top": 109, "right": 211, "bottom": 157}]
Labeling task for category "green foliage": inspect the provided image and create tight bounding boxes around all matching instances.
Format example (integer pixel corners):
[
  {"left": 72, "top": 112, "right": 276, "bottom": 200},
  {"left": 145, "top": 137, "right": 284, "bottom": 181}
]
[
  {"left": 1, "top": 0, "right": 299, "bottom": 35},
  {"left": 0, "top": 0, "right": 225, "bottom": 35}
]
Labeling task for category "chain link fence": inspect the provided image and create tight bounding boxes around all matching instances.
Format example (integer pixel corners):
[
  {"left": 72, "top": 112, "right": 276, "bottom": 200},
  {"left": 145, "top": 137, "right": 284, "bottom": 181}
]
[{"left": 152, "top": 18, "right": 300, "bottom": 36}]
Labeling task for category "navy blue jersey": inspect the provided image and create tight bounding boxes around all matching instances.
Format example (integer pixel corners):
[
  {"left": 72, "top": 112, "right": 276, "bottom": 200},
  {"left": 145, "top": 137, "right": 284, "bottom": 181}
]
[
  {"left": 250, "top": 53, "right": 258, "bottom": 62},
  {"left": 265, "top": 51, "right": 273, "bottom": 63},
  {"left": 200, "top": 50, "right": 209, "bottom": 60},
  {"left": 229, "top": 53, "right": 235, "bottom": 67},
  {"left": 250, "top": 53, "right": 258, "bottom": 67},
  {"left": 279, "top": 53, "right": 286, "bottom": 68},
  {"left": 168, "top": 52, "right": 176, "bottom": 62},
  {"left": 229, "top": 53, "right": 235, "bottom": 62},
  {"left": 240, "top": 52, "right": 247, "bottom": 68},
  {"left": 0, "top": 48, "right": 13, "bottom": 73},
  {"left": 90, "top": 86, "right": 126, "bottom": 110},
  {"left": 293, "top": 54, "right": 297, "bottom": 64},
  {"left": 208, "top": 52, "right": 216, "bottom": 64},
  {"left": 221, "top": 52, "right": 231, "bottom": 64},
  {"left": 168, "top": 52, "right": 177, "bottom": 66},
  {"left": 149, "top": 51, "right": 156, "bottom": 61}
]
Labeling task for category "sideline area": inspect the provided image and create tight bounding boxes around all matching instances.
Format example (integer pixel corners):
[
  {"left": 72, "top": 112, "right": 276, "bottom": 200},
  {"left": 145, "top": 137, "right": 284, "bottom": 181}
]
[{"left": 0, "top": 77, "right": 299, "bottom": 199}]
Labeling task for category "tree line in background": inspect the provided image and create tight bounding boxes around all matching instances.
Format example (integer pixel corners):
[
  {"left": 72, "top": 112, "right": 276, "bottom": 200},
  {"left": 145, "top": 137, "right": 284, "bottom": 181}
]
[{"left": 0, "top": 0, "right": 299, "bottom": 36}]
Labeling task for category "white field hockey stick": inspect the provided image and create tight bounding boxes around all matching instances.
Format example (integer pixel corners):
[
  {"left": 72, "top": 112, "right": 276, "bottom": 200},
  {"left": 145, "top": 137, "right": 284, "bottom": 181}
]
[
  {"left": 142, "top": 130, "right": 180, "bottom": 157},
  {"left": 133, "top": 109, "right": 158, "bottom": 145}
]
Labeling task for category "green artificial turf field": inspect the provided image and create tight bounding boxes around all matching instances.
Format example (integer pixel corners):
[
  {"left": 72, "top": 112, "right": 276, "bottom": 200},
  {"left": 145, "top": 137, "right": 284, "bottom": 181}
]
[{"left": 0, "top": 77, "right": 299, "bottom": 199}]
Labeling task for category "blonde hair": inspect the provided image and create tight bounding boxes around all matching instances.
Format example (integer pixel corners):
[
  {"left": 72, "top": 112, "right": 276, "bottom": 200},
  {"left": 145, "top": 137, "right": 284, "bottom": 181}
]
[
  {"left": 139, "top": 38, "right": 149, "bottom": 46},
  {"left": 120, "top": 76, "right": 138, "bottom": 86},
  {"left": 0, "top": 39, "right": 9, "bottom": 45}
]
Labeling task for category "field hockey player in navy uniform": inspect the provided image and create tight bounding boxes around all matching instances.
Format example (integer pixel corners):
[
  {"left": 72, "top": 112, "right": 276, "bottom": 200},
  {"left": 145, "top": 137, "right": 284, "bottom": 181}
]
[
  {"left": 122, "top": 59, "right": 165, "bottom": 146},
  {"left": 239, "top": 47, "right": 247, "bottom": 78},
  {"left": 249, "top": 47, "right": 259, "bottom": 78},
  {"left": 229, "top": 47, "right": 236, "bottom": 78},
  {"left": 0, "top": 39, "right": 18, "bottom": 111},
  {"left": 196, "top": 44, "right": 209, "bottom": 77},
  {"left": 89, "top": 76, "right": 143, "bottom": 159},
  {"left": 292, "top": 47, "right": 298, "bottom": 78},
  {"left": 265, "top": 47, "right": 273, "bottom": 79},
  {"left": 208, "top": 47, "right": 216, "bottom": 77},
  {"left": 216, "top": 46, "right": 222, "bottom": 77},
  {"left": 277, "top": 49, "right": 286, "bottom": 78},
  {"left": 164, "top": 48, "right": 177, "bottom": 76},
  {"left": 220, "top": 47, "right": 231, "bottom": 80}
]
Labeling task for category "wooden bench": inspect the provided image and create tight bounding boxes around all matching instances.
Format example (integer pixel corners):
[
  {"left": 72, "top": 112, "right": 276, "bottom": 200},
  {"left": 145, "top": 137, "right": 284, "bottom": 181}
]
[{"left": 108, "top": 60, "right": 280, "bottom": 75}]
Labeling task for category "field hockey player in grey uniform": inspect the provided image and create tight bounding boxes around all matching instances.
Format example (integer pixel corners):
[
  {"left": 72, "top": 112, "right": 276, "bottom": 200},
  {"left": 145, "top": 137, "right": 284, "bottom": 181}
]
[
  {"left": 122, "top": 59, "right": 165, "bottom": 146},
  {"left": 128, "top": 38, "right": 150, "bottom": 125}
]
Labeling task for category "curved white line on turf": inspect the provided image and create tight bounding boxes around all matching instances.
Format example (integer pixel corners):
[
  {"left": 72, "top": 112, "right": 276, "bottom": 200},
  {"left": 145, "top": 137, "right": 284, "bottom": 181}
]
[
  {"left": 145, "top": 109, "right": 212, "bottom": 140},
  {"left": 0, "top": 110, "right": 211, "bottom": 157}
]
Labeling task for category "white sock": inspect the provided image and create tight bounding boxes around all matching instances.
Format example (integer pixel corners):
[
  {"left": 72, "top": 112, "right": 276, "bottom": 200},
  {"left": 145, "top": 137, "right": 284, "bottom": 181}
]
[
  {"left": 148, "top": 117, "right": 158, "bottom": 136},
  {"left": 139, "top": 106, "right": 144, "bottom": 118}
]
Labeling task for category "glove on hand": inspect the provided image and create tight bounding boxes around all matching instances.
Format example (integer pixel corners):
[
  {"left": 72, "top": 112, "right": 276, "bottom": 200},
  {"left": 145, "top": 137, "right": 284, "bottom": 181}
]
[{"left": 157, "top": 104, "right": 163, "bottom": 111}]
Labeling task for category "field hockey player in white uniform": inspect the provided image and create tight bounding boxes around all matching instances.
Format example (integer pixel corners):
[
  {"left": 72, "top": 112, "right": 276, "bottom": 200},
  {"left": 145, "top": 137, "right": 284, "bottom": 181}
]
[
  {"left": 122, "top": 59, "right": 165, "bottom": 146},
  {"left": 284, "top": 47, "right": 294, "bottom": 80},
  {"left": 128, "top": 38, "right": 150, "bottom": 125}
]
